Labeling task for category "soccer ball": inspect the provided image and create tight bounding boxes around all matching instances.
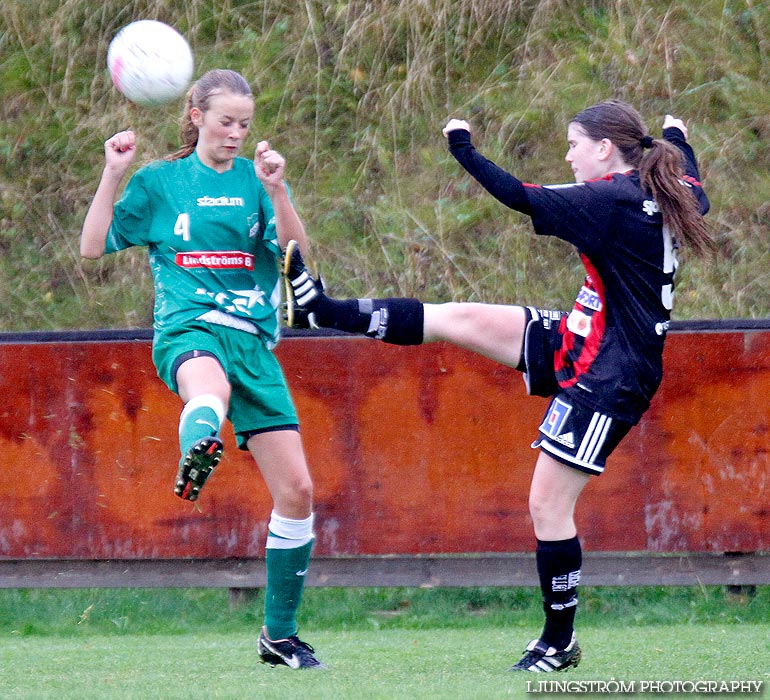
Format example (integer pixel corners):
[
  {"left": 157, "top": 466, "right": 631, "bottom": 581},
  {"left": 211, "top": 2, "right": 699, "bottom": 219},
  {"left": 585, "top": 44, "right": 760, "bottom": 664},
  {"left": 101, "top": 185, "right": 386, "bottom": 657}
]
[{"left": 107, "top": 20, "right": 194, "bottom": 106}]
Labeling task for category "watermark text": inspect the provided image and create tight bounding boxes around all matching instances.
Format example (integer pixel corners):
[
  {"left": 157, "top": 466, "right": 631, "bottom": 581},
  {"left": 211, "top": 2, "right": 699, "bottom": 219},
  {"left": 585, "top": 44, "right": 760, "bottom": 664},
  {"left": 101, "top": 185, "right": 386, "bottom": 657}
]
[{"left": 526, "top": 679, "right": 764, "bottom": 695}]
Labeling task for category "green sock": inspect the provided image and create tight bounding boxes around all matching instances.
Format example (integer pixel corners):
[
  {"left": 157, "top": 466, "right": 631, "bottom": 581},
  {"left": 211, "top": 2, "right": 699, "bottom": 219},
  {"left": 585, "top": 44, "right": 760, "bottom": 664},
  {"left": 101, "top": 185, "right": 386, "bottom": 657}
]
[
  {"left": 264, "top": 539, "right": 313, "bottom": 640},
  {"left": 178, "top": 395, "right": 224, "bottom": 457}
]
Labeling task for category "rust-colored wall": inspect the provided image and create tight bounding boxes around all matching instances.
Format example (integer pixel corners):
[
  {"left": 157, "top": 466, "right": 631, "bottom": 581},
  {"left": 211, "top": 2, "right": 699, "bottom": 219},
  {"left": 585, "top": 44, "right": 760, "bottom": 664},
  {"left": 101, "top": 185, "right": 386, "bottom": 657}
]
[{"left": 1, "top": 330, "right": 768, "bottom": 559}]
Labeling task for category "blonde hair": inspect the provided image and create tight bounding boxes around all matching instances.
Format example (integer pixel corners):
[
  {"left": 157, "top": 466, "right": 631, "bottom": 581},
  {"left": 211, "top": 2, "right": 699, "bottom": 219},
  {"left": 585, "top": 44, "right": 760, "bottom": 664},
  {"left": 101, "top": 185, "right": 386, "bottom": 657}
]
[{"left": 166, "top": 69, "right": 252, "bottom": 161}]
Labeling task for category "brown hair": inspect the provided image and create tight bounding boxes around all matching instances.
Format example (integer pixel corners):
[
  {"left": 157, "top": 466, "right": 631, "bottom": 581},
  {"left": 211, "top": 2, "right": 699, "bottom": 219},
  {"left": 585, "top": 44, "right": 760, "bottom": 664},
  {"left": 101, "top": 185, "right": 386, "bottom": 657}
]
[
  {"left": 571, "top": 100, "right": 714, "bottom": 256},
  {"left": 166, "top": 69, "right": 253, "bottom": 161}
]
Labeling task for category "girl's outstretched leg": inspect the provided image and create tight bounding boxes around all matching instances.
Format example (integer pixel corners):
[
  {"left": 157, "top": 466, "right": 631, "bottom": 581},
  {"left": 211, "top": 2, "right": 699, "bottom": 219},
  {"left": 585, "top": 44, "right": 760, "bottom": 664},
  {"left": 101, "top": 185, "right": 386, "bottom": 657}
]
[
  {"left": 283, "top": 240, "right": 527, "bottom": 366},
  {"left": 283, "top": 240, "right": 423, "bottom": 344}
]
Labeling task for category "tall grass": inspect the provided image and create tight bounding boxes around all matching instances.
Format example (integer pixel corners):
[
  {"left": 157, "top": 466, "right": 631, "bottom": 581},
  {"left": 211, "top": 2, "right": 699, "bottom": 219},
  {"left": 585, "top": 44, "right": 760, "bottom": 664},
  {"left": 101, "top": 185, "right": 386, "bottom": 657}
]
[
  {"left": 2, "top": 585, "right": 769, "bottom": 637},
  {"left": 2, "top": 1, "right": 770, "bottom": 330}
]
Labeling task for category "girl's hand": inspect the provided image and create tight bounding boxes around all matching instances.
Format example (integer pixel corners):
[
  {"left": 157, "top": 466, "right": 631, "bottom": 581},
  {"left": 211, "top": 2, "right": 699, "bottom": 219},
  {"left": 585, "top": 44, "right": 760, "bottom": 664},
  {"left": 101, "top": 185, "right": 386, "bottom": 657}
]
[
  {"left": 443, "top": 118, "right": 471, "bottom": 138},
  {"left": 104, "top": 130, "right": 136, "bottom": 174},
  {"left": 662, "top": 115, "right": 688, "bottom": 140},
  {"left": 254, "top": 140, "right": 286, "bottom": 188}
]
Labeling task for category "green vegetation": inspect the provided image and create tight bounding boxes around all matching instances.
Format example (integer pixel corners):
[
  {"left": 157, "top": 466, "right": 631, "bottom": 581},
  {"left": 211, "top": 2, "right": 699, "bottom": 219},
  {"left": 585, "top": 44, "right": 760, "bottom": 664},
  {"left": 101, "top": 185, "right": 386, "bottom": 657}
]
[
  {"left": 1, "top": 585, "right": 769, "bottom": 637},
  {"left": 0, "top": 587, "right": 768, "bottom": 698},
  {"left": 2, "top": 1, "right": 770, "bottom": 331}
]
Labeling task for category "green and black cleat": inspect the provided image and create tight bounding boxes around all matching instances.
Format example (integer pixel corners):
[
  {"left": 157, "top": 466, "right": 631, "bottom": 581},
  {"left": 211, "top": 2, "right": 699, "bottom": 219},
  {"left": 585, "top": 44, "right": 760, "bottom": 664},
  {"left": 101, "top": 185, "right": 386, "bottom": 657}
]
[{"left": 174, "top": 435, "right": 223, "bottom": 501}]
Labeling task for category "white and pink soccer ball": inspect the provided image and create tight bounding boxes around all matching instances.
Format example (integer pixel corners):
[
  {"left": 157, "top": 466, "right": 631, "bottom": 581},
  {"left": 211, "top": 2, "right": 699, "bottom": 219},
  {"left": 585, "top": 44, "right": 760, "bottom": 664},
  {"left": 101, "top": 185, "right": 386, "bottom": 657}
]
[{"left": 107, "top": 20, "right": 194, "bottom": 106}]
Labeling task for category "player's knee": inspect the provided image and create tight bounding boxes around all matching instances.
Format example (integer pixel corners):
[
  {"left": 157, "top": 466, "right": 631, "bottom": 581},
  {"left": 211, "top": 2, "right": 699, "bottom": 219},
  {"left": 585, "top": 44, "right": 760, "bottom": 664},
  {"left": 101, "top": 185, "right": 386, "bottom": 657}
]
[
  {"left": 294, "top": 475, "right": 314, "bottom": 507},
  {"left": 528, "top": 491, "right": 571, "bottom": 537},
  {"left": 275, "top": 474, "right": 314, "bottom": 514},
  {"left": 528, "top": 492, "right": 550, "bottom": 531}
]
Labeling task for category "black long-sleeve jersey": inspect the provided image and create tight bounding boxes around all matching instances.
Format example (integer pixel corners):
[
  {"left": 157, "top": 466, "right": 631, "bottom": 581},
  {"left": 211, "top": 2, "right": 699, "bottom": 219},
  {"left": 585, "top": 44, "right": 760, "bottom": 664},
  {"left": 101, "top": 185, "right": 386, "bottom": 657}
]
[{"left": 448, "top": 127, "right": 709, "bottom": 423}]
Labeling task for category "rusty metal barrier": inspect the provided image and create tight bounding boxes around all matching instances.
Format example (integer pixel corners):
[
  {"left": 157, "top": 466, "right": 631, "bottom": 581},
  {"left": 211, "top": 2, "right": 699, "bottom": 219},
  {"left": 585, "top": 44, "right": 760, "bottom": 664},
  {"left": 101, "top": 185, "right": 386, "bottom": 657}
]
[{"left": 1, "top": 322, "right": 768, "bottom": 587}]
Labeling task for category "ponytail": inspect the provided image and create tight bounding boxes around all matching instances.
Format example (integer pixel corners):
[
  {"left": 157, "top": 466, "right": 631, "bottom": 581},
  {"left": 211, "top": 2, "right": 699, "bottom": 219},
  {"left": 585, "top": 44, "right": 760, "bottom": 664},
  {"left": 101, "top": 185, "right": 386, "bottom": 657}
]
[
  {"left": 166, "top": 87, "right": 198, "bottom": 161},
  {"left": 638, "top": 141, "right": 715, "bottom": 257},
  {"left": 572, "top": 100, "right": 714, "bottom": 258}
]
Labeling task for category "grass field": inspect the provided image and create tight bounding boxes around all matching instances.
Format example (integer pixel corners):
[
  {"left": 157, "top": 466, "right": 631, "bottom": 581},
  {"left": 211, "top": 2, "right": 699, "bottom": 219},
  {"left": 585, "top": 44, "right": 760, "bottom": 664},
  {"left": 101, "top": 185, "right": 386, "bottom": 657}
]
[
  {"left": 1, "top": 626, "right": 767, "bottom": 700},
  {"left": 0, "top": 587, "right": 767, "bottom": 699}
]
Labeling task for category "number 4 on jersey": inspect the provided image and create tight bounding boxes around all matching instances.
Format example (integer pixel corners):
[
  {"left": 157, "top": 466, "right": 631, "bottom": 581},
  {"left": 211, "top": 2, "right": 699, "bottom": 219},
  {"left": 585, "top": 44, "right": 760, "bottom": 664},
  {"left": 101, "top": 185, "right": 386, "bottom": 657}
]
[{"left": 174, "top": 213, "right": 191, "bottom": 242}]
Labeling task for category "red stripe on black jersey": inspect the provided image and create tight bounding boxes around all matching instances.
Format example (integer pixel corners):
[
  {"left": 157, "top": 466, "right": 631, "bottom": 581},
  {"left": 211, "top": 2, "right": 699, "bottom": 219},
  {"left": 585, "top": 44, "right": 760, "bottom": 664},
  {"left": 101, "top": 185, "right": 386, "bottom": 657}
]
[
  {"left": 554, "top": 255, "right": 608, "bottom": 389},
  {"left": 575, "top": 255, "right": 607, "bottom": 379}
]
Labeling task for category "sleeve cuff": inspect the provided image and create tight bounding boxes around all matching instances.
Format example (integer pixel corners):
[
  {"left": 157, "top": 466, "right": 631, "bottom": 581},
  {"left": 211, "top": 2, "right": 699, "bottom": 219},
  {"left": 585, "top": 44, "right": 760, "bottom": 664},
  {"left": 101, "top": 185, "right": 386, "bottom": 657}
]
[{"left": 447, "top": 129, "right": 472, "bottom": 147}]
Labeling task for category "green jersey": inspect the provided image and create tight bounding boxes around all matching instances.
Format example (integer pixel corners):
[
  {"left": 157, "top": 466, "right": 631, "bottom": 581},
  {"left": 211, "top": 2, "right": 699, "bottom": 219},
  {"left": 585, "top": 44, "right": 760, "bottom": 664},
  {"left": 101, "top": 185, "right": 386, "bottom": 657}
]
[{"left": 107, "top": 151, "right": 285, "bottom": 346}]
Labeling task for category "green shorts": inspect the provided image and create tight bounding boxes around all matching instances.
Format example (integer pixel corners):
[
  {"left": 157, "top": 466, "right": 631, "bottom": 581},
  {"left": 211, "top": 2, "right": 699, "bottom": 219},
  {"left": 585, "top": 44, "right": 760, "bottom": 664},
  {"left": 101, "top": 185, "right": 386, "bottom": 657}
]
[{"left": 153, "top": 320, "right": 298, "bottom": 449}]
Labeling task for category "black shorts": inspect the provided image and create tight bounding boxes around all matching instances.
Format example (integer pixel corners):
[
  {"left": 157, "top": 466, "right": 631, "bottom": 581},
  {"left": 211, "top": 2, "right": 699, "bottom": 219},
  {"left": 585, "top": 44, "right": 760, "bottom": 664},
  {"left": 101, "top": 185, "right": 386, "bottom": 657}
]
[
  {"left": 520, "top": 307, "right": 633, "bottom": 475},
  {"left": 518, "top": 306, "right": 565, "bottom": 398},
  {"left": 532, "top": 394, "right": 633, "bottom": 475}
]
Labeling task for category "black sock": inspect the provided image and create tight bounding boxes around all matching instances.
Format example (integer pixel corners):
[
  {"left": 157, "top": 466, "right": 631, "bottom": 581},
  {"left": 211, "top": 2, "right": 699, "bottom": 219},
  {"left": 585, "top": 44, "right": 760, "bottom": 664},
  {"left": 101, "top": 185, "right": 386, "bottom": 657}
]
[
  {"left": 311, "top": 297, "right": 371, "bottom": 334},
  {"left": 311, "top": 295, "right": 424, "bottom": 345},
  {"left": 536, "top": 536, "right": 582, "bottom": 650}
]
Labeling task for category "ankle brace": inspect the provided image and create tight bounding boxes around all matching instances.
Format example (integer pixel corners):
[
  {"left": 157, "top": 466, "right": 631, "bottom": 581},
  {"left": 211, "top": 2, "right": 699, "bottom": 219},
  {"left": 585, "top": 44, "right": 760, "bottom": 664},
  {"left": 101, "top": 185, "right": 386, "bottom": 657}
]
[
  {"left": 362, "top": 298, "right": 424, "bottom": 345},
  {"left": 311, "top": 295, "right": 424, "bottom": 344}
]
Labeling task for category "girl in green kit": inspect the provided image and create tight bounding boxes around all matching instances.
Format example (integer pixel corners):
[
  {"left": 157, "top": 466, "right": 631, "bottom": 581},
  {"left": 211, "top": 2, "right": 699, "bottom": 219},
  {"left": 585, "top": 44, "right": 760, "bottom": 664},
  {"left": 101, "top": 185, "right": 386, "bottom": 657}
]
[{"left": 81, "top": 69, "right": 324, "bottom": 669}]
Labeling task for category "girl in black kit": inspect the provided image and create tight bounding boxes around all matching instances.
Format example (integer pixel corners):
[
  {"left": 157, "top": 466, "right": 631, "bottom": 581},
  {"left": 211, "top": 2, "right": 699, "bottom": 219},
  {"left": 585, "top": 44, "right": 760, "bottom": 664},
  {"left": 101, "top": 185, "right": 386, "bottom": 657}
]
[{"left": 283, "top": 100, "right": 712, "bottom": 672}]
